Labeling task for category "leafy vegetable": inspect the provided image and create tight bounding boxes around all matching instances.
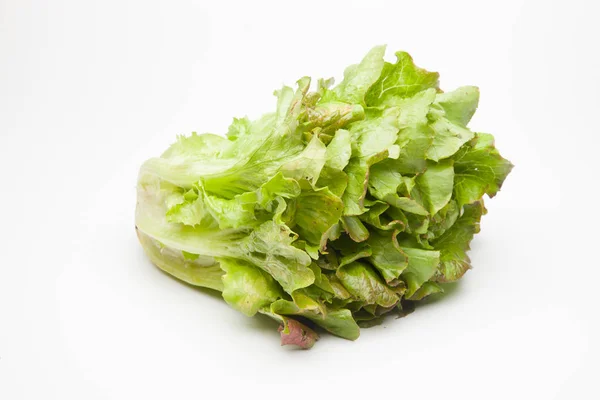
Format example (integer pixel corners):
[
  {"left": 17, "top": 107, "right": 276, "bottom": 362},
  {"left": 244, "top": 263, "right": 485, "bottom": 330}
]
[{"left": 136, "top": 46, "right": 512, "bottom": 349}]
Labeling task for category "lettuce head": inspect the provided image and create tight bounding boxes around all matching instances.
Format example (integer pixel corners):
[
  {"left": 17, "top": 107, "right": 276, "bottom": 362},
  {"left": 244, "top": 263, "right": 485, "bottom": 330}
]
[{"left": 135, "top": 46, "right": 513, "bottom": 349}]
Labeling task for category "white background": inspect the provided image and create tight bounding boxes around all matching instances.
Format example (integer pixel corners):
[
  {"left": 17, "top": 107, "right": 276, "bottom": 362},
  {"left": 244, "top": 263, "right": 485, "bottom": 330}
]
[{"left": 1, "top": 1, "right": 598, "bottom": 399}]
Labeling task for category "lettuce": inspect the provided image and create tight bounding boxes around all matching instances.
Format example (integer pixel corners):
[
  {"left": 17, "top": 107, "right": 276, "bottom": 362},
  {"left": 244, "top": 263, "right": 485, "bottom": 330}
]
[{"left": 135, "top": 46, "right": 512, "bottom": 349}]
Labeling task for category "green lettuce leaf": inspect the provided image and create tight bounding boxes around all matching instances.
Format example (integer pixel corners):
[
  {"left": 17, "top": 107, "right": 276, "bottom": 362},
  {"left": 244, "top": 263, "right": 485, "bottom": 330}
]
[
  {"left": 325, "top": 129, "right": 352, "bottom": 170},
  {"left": 337, "top": 262, "right": 399, "bottom": 308},
  {"left": 221, "top": 258, "right": 283, "bottom": 317},
  {"left": 453, "top": 133, "right": 514, "bottom": 208},
  {"left": 435, "top": 86, "right": 480, "bottom": 126},
  {"left": 416, "top": 160, "right": 454, "bottom": 215},
  {"left": 341, "top": 216, "right": 370, "bottom": 242},
  {"left": 322, "top": 45, "right": 386, "bottom": 104},
  {"left": 432, "top": 201, "right": 485, "bottom": 282},
  {"left": 408, "top": 281, "right": 444, "bottom": 301},
  {"left": 366, "top": 230, "right": 409, "bottom": 284},
  {"left": 366, "top": 51, "right": 439, "bottom": 107},
  {"left": 400, "top": 247, "right": 441, "bottom": 298},
  {"left": 137, "top": 229, "right": 223, "bottom": 291},
  {"left": 425, "top": 116, "right": 475, "bottom": 162},
  {"left": 341, "top": 150, "right": 388, "bottom": 215},
  {"left": 271, "top": 296, "right": 360, "bottom": 340},
  {"left": 289, "top": 184, "right": 344, "bottom": 246}
]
